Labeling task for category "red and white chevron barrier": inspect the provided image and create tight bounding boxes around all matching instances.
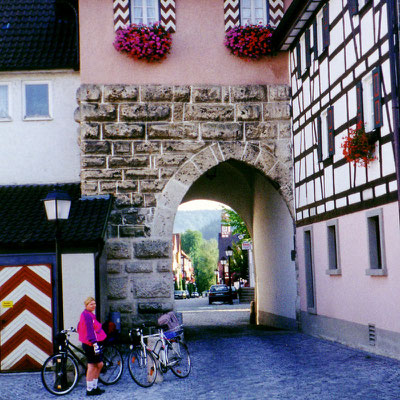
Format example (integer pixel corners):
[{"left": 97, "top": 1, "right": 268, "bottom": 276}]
[
  {"left": 0, "top": 265, "right": 53, "bottom": 371},
  {"left": 269, "top": 0, "right": 284, "bottom": 28},
  {"left": 224, "top": 0, "right": 240, "bottom": 31}
]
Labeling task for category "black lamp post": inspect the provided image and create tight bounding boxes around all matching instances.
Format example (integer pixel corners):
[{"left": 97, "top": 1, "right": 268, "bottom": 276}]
[
  {"left": 220, "top": 256, "right": 227, "bottom": 285},
  {"left": 225, "top": 246, "right": 233, "bottom": 305},
  {"left": 43, "top": 190, "right": 71, "bottom": 332}
]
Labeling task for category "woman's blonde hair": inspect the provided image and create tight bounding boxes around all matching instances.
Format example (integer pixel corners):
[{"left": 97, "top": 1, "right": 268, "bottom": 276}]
[{"left": 84, "top": 296, "right": 95, "bottom": 307}]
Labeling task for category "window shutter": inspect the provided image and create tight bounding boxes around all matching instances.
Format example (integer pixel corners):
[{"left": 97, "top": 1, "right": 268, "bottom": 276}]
[
  {"left": 113, "top": 0, "right": 130, "bottom": 31},
  {"left": 268, "top": 0, "right": 284, "bottom": 28},
  {"left": 356, "top": 81, "right": 363, "bottom": 125},
  {"left": 317, "top": 116, "right": 323, "bottom": 162},
  {"left": 224, "top": 0, "right": 240, "bottom": 31},
  {"left": 313, "top": 19, "right": 318, "bottom": 58},
  {"left": 296, "top": 43, "right": 302, "bottom": 76},
  {"left": 305, "top": 29, "right": 311, "bottom": 68},
  {"left": 348, "top": 0, "right": 359, "bottom": 16},
  {"left": 322, "top": 4, "right": 330, "bottom": 50},
  {"left": 372, "top": 67, "right": 383, "bottom": 128},
  {"left": 159, "top": 0, "right": 176, "bottom": 32},
  {"left": 327, "top": 106, "right": 335, "bottom": 156}
]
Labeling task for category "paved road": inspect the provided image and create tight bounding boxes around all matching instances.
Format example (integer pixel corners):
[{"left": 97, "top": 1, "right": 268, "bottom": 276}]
[{"left": 2, "top": 298, "right": 400, "bottom": 400}]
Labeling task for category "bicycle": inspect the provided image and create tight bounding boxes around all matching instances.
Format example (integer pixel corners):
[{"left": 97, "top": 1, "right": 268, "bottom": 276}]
[
  {"left": 41, "top": 328, "right": 124, "bottom": 395},
  {"left": 127, "top": 324, "right": 191, "bottom": 387}
]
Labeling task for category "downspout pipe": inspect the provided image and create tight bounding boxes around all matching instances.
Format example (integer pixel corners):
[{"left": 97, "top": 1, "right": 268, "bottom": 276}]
[{"left": 387, "top": 0, "right": 400, "bottom": 223}]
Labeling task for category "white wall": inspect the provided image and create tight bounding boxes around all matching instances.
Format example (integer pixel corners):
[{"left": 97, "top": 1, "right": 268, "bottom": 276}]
[
  {"left": 253, "top": 174, "right": 297, "bottom": 325},
  {"left": 62, "top": 253, "right": 95, "bottom": 345},
  {"left": 0, "top": 71, "right": 80, "bottom": 185}
]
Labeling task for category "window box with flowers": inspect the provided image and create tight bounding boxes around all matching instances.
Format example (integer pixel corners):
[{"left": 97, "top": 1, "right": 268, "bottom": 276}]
[
  {"left": 224, "top": 24, "right": 274, "bottom": 61},
  {"left": 113, "top": 23, "right": 172, "bottom": 62},
  {"left": 341, "top": 122, "right": 377, "bottom": 167}
]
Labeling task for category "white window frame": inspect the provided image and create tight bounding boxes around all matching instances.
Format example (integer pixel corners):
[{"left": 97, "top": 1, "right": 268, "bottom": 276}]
[
  {"left": 130, "top": 0, "right": 160, "bottom": 25},
  {"left": 0, "top": 83, "right": 11, "bottom": 121},
  {"left": 22, "top": 81, "right": 52, "bottom": 121},
  {"left": 316, "top": 9, "right": 324, "bottom": 56},
  {"left": 304, "top": 227, "right": 317, "bottom": 314},
  {"left": 362, "top": 73, "right": 374, "bottom": 132},
  {"left": 365, "top": 208, "right": 387, "bottom": 276},
  {"left": 240, "top": 0, "right": 268, "bottom": 26},
  {"left": 321, "top": 109, "right": 330, "bottom": 160},
  {"left": 300, "top": 35, "right": 307, "bottom": 74},
  {"left": 326, "top": 219, "right": 341, "bottom": 275}
]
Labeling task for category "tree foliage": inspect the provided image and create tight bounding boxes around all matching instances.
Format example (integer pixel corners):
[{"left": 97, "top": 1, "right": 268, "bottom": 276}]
[
  {"left": 221, "top": 208, "right": 250, "bottom": 240},
  {"left": 181, "top": 230, "right": 218, "bottom": 292}
]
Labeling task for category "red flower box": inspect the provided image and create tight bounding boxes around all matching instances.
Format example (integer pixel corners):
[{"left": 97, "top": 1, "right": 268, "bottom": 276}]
[{"left": 114, "top": 23, "right": 172, "bottom": 62}]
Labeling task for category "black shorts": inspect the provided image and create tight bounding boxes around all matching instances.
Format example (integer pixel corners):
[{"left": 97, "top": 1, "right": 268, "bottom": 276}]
[{"left": 82, "top": 342, "right": 104, "bottom": 364}]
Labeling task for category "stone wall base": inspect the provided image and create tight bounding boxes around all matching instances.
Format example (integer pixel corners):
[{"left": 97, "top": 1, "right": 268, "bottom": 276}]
[
  {"left": 258, "top": 310, "right": 298, "bottom": 331},
  {"left": 301, "top": 311, "right": 400, "bottom": 360}
]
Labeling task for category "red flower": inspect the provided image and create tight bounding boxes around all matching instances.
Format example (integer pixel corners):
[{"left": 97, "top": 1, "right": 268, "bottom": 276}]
[
  {"left": 341, "top": 122, "right": 376, "bottom": 167},
  {"left": 224, "top": 24, "right": 274, "bottom": 60},
  {"left": 114, "top": 23, "right": 172, "bottom": 62}
]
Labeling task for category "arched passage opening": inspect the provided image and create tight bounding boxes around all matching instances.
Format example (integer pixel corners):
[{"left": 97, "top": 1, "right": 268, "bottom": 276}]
[{"left": 158, "top": 159, "right": 298, "bottom": 330}]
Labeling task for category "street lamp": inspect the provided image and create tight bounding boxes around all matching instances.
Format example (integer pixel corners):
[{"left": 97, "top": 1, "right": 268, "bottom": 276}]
[
  {"left": 43, "top": 189, "right": 71, "bottom": 332},
  {"left": 220, "top": 257, "right": 227, "bottom": 285},
  {"left": 225, "top": 246, "right": 233, "bottom": 305}
]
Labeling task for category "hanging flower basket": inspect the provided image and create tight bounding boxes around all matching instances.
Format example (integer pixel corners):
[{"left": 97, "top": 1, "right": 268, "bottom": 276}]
[
  {"left": 113, "top": 23, "right": 172, "bottom": 62},
  {"left": 224, "top": 24, "right": 274, "bottom": 60},
  {"left": 341, "top": 122, "right": 377, "bottom": 167}
]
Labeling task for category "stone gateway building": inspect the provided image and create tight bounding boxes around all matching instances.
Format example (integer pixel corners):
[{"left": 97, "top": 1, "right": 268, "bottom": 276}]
[{"left": 75, "top": 83, "right": 295, "bottom": 331}]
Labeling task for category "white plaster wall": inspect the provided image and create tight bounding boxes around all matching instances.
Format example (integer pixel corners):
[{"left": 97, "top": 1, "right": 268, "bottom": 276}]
[
  {"left": 0, "top": 71, "right": 80, "bottom": 185},
  {"left": 62, "top": 253, "right": 95, "bottom": 345},
  {"left": 252, "top": 174, "right": 297, "bottom": 322}
]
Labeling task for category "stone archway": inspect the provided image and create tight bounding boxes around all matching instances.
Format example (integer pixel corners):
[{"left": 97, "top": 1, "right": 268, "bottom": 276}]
[{"left": 75, "top": 83, "right": 294, "bottom": 332}]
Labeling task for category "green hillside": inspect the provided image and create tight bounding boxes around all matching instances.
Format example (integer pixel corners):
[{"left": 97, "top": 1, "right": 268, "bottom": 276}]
[{"left": 173, "top": 210, "right": 222, "bottom": 240}]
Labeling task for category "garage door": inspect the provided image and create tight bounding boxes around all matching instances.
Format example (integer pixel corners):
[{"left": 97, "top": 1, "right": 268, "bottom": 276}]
[{"left": 0, "top": 265, "right": 53, "bottom": 371}]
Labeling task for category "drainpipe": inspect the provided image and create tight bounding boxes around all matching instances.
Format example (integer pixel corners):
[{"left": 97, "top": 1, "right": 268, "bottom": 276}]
[{"left": 387, "top": 0, "right": 400, "bottom": 223}]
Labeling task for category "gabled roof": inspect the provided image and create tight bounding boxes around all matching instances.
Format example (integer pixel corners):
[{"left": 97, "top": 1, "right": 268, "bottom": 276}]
[
  {"left": 0, "top": 0, "right": 79, "bottom": 71},
  {"left": 273, "top": 0, "right": 323, "bottom": 51},
  {"left": 0, "top": 183, "right": 112, "bottom": 250}
]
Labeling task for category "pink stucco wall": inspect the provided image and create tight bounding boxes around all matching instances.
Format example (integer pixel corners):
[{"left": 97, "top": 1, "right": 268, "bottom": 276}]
[
  {"left": 297, "top": 202, "right": 400, "bottom": 333},
  {"left": 79, "top": 0, "right": 289, "bottom": 85}
]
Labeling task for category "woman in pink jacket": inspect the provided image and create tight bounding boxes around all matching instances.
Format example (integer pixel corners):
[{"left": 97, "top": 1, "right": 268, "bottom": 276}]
[{"left": 78, "top": 297, "right": 107, "bottom": 396}]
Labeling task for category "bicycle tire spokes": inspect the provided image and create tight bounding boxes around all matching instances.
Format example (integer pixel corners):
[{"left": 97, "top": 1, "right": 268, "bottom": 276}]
[
  {"left": 128, "top": 347, "right": 157, "bottom": 388},
  {"left": 99, "top": 346, "right": 124, "bottom": 385}
]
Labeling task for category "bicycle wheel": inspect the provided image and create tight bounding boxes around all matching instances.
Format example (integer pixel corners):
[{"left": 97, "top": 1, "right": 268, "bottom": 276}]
[
  {"left": 168, "top": 341, "right": 191, "bottom": 378},
  {"left": 41, "top": 353, "right": 79, "bottom": 395},
  {"left": 99, "top": 345, "right": 124, "bottom": 385},
  {"left": 128, "top": 346, "right": 157, "bottom": 388}
]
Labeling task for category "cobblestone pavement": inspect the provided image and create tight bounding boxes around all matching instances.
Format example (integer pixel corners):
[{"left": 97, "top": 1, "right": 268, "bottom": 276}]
[{"left": 2, "top": 300, "right": 400, "bottom": 400}]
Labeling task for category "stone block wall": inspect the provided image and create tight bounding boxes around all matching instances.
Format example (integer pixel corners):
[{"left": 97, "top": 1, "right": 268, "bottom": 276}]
[{"left": 75, "top": 84, "right": 291, "bottom": 331}]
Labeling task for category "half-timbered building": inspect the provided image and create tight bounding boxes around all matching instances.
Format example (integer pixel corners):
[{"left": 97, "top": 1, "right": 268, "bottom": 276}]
[{"left": 274, "top": 0, "right": 400, "bottom": 357}]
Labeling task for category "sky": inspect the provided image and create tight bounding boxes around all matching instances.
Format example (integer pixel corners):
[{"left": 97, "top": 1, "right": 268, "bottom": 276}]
[{"left": 178, "top": 200, "right": 228, "bottom": 211}]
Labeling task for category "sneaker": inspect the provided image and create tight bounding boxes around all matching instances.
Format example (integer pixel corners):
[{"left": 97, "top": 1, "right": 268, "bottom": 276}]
[{"left": 86, "top": 387, "right": 105, "bottom": 396}]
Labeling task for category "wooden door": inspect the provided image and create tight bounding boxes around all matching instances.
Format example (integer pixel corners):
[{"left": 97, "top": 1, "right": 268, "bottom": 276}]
[{"left": 0, "top": 265, "right": 53, "bottom": 371}]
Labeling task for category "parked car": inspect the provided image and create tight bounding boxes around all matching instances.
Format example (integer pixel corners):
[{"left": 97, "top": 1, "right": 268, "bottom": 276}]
[
  {"left": 174, "top": 290, "right": 187, "bottom": 299},
  {"left": 209, "top": 284, "right": 231, "bottom": 304},
  {"left": 192, "top": 291, "right": 199, "bottom": 298}
]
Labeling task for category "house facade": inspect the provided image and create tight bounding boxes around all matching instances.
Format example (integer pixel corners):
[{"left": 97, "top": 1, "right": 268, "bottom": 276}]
[
  {"left": 0, "top": 0, "right": 111, "bottom": 372},
  {"left": 76, "top": 0, "right": 299, "bottom": 332},
  {"left": 275, "top": 0, "right": 400, "bottom": 357},
  {"left": 172, "top": 233, "right": 194, "bottom": 291}
]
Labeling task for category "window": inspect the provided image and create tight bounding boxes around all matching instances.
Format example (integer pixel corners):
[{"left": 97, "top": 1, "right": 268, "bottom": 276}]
[
  {"left": 316, "top": 9, "right": 324, "bottom": 56},
  {"left": 366, "top": 209, "right": 387, "bottom": 275},
  {"left": 356, "top": 68, "right": 382, "bottom": 132},
  {"left": 326, "top": 220, "right": 341, "bottom": 275},
  {"left": 131, "top": 0, "right": 159, "bottom": 25},
  {"left": 0, "top": 84, "right": 10, "bottom": 120},
  {"left": 317, "top": 107, "right": 334, "bottom": 160},
  {"left": 23, "top": 82, "right": 51, "bottom": 119},
  {"left": 362, "top": 74, "right": 374, "bottom": 132},
  {"left": 240, "top": 0, "right": 268, "bottom": 25},
  {"left": 304, "top": 228, "right": 316, "bottom": 313},
  {"left": 314, "top": 4, "right": 329, "bottom": 56}
]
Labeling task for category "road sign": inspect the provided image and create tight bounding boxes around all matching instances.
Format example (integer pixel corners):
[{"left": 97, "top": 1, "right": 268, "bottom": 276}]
[{"left": 242, "top": 242, "right": 252, "bottom": 250}]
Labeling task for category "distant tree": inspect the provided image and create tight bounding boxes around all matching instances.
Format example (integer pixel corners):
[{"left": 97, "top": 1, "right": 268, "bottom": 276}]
[
  {"left": 196, "top": 239, "right": 219, "bottom": 292},
  {"left": 181, "top": 230, "right": 203, "bottom": 266}
]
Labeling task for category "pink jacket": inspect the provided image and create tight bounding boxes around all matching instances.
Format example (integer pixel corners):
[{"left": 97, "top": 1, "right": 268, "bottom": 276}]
[{"left": 77, "top": 309, "right": 107, "bottom": 345}]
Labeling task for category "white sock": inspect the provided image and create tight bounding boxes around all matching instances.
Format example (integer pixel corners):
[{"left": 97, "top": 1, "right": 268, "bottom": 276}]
[
  {"left": 93, "top": 379, "right": 98, "bottom": 389},
  {"left": 87, "top": 380, "right": 94, "bottom": 391}
]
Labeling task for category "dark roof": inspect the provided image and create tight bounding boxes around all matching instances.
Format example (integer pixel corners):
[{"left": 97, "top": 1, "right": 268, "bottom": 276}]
[
  {"left": 0, "top": 0, "right": 79, "bottom": 71},
  {"left": 218, "top": 233, "right": 240, "bottom": 260},
  {"left": 0, "top": 183, "right": 112, "bottom": 249},
  {"left": 273, "top": 0, "right": 323, "bottom": 51}
]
